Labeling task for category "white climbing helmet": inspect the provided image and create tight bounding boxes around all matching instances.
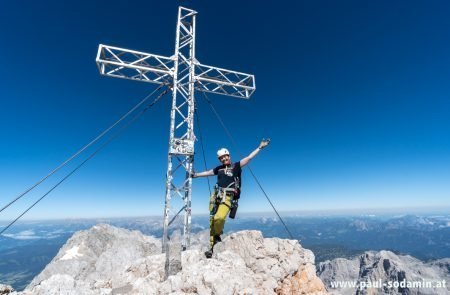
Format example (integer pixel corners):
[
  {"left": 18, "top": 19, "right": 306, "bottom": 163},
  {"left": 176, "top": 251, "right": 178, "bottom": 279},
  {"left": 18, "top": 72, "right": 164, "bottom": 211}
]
[{"left": 217, "top": 148, "right": 230, "bottom": 158}]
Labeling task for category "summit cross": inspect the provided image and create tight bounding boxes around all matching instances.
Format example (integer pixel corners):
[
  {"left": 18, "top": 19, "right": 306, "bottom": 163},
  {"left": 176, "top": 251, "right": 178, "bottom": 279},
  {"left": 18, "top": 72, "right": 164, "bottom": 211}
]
[{"left": 95, "top": 6, "right": 255, "bottom": 251}]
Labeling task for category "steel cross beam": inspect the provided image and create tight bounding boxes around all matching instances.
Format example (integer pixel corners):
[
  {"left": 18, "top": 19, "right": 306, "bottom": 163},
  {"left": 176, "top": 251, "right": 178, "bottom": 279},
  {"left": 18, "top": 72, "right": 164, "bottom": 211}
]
[{"left": 96, "top": 6, "right": 255, "bottom": 251}]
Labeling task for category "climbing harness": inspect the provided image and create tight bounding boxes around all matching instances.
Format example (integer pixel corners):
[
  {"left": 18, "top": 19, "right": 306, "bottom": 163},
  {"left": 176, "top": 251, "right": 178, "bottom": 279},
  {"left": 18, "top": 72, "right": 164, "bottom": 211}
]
[{"left": 215, "top": 187, "right": 235, "bottom": 204}]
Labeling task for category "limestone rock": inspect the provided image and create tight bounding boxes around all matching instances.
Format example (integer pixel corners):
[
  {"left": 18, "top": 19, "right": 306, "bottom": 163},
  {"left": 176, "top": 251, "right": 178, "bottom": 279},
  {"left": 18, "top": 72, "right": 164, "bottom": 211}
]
[
  {"left": 277, "top": 256, "right": 328, "bottom": 295},
  {"left": 317, "top": 250, "right": 450, "bottom": 295},
  {"left": 15, "top": 225, "right": 327, "bottom": 294},
  {"left": 25, "top": 223, "right": 161, "bottom": 292},
  {"left": 0, "top": 284, "right": 14, "bottom": 295}
]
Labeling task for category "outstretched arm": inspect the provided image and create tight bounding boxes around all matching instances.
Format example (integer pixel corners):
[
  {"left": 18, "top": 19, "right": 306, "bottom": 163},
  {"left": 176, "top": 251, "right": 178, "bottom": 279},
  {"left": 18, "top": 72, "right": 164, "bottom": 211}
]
[
  {"left": 192, "top": 169, "right": 214, "bottom": 178},
  {"left": 240, "top": 139, "right": 270, "bottom": 168}
]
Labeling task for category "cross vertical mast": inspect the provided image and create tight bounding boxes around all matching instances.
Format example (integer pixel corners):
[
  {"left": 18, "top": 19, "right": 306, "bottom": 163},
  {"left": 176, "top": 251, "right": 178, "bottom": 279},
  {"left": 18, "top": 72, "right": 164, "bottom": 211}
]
[{"left": 163, "top": 7, "right": 197, "bottom": 250}]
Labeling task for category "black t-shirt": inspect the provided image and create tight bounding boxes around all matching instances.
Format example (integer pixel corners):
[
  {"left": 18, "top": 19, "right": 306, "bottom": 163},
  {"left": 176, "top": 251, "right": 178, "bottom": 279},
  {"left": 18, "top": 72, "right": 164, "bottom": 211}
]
[{"left": 213, "top": 161, "right": 242, "bottom": 189}]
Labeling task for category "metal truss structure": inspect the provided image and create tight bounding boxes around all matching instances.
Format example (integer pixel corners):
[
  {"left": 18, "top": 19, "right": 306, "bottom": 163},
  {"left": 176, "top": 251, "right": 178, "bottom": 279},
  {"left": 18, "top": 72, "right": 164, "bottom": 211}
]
[{"left": 96, "top": 6, "right": 255, "bottom": 251}]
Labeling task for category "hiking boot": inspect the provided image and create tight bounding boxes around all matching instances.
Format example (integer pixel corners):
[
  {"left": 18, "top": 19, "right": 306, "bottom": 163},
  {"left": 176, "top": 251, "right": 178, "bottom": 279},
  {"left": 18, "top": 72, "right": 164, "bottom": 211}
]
[
  {"left": 204, "top": 249, "right": 213, "bottom": 259},
  {"left": 213, "top": 235, "right": 222, "bottom": 244}
]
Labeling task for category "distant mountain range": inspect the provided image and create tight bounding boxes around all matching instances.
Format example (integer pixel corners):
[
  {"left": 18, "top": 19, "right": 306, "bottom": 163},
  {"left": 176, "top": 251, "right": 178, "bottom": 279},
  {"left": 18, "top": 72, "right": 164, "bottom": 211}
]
[{"left": 0, "top": 213, "right": 448, "bottom": 291}]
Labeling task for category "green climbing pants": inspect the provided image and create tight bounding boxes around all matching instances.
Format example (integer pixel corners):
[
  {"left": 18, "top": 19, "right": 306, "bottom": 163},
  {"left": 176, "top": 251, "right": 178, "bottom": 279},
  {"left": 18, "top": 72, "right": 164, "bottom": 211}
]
[{"left": 209, "top": 191, "right": 233, "bottom": 249}]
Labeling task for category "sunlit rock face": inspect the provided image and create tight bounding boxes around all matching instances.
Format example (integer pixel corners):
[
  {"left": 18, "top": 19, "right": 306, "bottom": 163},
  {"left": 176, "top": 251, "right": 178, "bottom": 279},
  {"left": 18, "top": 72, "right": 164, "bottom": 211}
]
[
  {"left": 11, "top": 224, "right": 328, "bottom": 295},
  {"left": 318, "top": 251, "right": 450, "bottom": 295}
]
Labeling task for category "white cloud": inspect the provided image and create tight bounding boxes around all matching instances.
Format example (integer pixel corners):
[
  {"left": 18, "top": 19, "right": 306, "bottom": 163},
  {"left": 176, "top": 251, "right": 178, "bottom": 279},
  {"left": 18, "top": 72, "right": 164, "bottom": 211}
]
[{"left": 3, "top": 230, "right": 40, "bottom": 240}]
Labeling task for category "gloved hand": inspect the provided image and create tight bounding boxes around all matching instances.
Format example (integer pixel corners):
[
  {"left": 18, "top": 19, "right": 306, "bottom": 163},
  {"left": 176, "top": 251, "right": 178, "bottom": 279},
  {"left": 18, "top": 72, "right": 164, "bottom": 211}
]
[
  {"left": 189, "top": 171, "right": 196, "bottom": 178},
  {"left": 259, "top": 138, "right": 270, "bottom": 149}
]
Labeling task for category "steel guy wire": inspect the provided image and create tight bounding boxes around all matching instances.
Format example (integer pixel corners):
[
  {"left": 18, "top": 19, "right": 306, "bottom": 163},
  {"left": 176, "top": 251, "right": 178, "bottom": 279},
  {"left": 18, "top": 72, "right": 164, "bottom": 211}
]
[
  {"left": 194, "top": 101, "right": 212, "bottom": 196},
  {"left": 0, "top": 84, "right": 166, "bottom": 215},
  {"left": 0, "top": 87, "right": 170, "bottom": 235}
]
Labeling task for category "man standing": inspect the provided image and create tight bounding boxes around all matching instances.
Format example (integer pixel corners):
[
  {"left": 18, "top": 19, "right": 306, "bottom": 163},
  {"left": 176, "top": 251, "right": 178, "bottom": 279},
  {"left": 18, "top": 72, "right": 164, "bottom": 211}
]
[{"left": 192, "top": 139, "right": 270, "bottom": 258}]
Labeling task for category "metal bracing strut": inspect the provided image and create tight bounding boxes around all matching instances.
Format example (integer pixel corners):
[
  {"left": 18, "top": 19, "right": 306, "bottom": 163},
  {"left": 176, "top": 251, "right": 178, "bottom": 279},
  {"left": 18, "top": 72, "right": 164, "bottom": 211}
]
[{"left": 96, "top": 6, "right": 255, "bottom": 251}]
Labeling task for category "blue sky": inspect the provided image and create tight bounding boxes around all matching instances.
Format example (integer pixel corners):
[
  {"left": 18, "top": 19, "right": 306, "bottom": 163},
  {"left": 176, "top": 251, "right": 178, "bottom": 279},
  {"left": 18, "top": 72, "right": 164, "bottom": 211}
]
[{"left": 0, "top": 0, "right": 449, "bottom": 220}]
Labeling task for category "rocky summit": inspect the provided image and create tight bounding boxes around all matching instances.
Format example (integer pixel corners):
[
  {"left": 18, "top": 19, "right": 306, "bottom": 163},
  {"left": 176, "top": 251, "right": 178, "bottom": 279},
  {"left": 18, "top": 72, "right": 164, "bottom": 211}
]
[
  {"left": 0, "top": 284, "right": 14, "bottom": 294},
  {"left": 5, "top": 224, "right": 327, "bottom": 294},
  {"left": 317, "top": 250, "right": 450, "bottom": 295}
]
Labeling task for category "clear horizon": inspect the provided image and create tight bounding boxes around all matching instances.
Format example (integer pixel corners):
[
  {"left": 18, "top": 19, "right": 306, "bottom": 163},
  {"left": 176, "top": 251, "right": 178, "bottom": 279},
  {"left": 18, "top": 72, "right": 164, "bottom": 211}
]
[
  {"left": 1, "top": 0, "right": 449, "bottom": 222},
  {"left": 1, "top": 205, "right": 449, "bottom": 224}
]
